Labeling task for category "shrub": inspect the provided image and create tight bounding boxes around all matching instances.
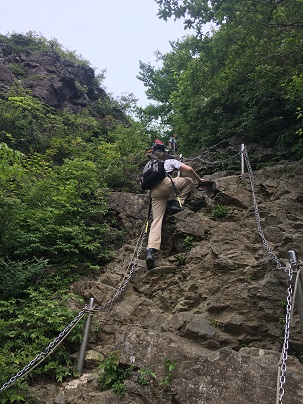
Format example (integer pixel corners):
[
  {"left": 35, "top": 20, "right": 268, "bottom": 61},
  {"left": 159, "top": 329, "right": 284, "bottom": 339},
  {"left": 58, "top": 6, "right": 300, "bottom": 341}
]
[
  {"left": 0, "top": 285, "right": 85, "bottom": 402},
  {"left": 98, "top": 351, "right": 132, "bottom": 396},
  {"left": 0, "top": 258, "right": 48, "bottom": 299},
  {"left": 210, "top": 204, "right": 229, "bottom": 219}
]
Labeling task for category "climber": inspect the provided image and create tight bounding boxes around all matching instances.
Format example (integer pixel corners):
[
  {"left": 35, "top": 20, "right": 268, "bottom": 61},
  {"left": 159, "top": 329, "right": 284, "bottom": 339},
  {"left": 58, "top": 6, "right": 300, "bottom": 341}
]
[
  {"left": 168, "top": 134, "right": 178, "bottom": 155},
  {"left": 146, "top": 139, "right": 166, "bottom": 155},
  {"left": 145, "top": 146, "right": 206, "bottom": 270}
]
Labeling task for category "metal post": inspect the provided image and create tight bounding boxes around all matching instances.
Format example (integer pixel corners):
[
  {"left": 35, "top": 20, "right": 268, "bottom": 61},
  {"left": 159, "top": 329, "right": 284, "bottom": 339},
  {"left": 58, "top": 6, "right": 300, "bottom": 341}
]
[
  {"left": 289, "top": 250, "right": 303, "bottom": 334},
  {"left": 77, "top": 297, "right": 95, "bottom": 375},
  {"left": 240, "top": 143, "right": 245, "bottom": 175},
  {"left": 288, "top": 250, "right": 298, "bottom": 266},
  {"left": 178, "top": 153, "right": 183, "bottom": 177}
]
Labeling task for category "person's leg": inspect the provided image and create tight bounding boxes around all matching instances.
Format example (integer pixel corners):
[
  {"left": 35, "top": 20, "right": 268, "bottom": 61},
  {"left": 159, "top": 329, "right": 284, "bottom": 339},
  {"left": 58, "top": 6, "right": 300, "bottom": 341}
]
[
  {"left": 147, "top": 178, "right": 172, "bottom": 250},
  {"left": 146, "top": 178, "right": 172, "bottom": 269},
  {"left": 172, "top": 177, "right": 193, "bottom": 205},
  {"left": 146, "top": 196, "right": 166, "bottom": 270}
]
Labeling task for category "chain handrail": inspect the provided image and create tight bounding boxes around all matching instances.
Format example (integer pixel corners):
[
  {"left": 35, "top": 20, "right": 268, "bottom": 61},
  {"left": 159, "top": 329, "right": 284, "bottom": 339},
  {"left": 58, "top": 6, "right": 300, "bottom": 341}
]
[
  {"left": 0, "top": 309, "right": 86, "bottom": 393},
  {"left": 0, "top": 223, "right": 147, "bottom": 394},
  {"left": 242, "top": 146, "right": 298, "bottom": 404},
  {"left": 243, "top": 147, "right": 286, "bottom": 272},
  {"left": 277, "top": 263, "right": 294, "bottom": 403},
  {"left": 187, "top": 151, "right": 240, "bottom": 167},
  {"left": 94, "top": 224, "right": 147, "bottom": 312}
]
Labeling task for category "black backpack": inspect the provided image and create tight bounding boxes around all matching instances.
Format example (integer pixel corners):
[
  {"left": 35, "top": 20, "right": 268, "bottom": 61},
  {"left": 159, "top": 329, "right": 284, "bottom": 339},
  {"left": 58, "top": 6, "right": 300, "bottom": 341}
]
[{"left": 140, "top": 159, "right": 167, "bottom": 190}]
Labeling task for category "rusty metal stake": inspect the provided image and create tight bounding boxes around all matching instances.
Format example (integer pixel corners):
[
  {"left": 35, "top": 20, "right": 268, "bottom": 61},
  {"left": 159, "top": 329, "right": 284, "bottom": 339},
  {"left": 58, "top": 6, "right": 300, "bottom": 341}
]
[
  {"left": 289, "top": 250, "right": 303, "bottom": 334},
  {"left": 77, "top": 297, "right": 95, "bottom": 375}
]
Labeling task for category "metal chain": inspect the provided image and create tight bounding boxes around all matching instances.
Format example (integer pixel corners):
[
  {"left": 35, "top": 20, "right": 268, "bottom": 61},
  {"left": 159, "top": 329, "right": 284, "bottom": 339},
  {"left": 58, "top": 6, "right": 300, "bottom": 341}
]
[
  {"left": 0, "top": 223, "right": 147, "bottom": 394},
  {"left": 277, "top": 263, "right": 294, "bottom": 403},
  {"left": 243, "top": 147, "right": 286, "bottom": 272},
  {"left": 94, "top": 226, "right": 147, "bottom": 312},
  {"left": 0, "top": 309, "right": 86, "bottom": 393},
  {"left": 242, "top": 146, "right": 297, "bottom": 403},
  {"left": 187, "top": 151, "right": 240, "bottom": 167}
]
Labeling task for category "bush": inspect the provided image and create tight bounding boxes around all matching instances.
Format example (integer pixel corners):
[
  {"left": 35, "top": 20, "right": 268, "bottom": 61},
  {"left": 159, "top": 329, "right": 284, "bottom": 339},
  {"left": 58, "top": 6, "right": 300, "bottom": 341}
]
[
  {"left": 0, "top": 258, "right": 48, "bottom": 299},
  {"left": 210, "top": 204, "right": 229, "bottom": 219},
  {"left": 0, "top": 285, "right": 85, "bottom": 403}
]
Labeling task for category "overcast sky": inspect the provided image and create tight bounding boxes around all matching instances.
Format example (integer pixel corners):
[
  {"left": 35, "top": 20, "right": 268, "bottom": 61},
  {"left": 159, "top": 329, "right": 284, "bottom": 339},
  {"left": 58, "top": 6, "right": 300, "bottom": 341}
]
[{"left": 1, "top": 0, "right": 191, "bottom": 107}]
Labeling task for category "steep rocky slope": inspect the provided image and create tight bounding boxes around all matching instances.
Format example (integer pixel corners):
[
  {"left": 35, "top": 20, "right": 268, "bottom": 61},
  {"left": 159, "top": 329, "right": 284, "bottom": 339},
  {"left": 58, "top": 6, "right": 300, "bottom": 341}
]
[{"left": 31, "top": 151, "right": 303, "bottom": 403}]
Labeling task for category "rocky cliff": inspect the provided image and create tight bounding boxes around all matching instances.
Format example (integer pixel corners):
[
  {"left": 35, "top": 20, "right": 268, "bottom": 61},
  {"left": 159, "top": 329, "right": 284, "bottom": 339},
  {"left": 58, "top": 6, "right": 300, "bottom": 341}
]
[
  {"left": 30, "top": 146, "right": 303, "bottom": 403},
  {"left": 0, "top": 40, "right": 125, "bottom": 122}
]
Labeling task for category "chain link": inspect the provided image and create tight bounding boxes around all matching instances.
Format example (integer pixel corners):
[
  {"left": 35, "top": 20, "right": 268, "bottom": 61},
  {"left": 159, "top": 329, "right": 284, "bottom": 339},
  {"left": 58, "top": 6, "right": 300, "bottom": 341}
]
[
  {"left": 278, "top": 263, "right": 294, "bottom": 403},
  {"left": 0, "top": 309, "right": 86, "bottom": 393},
  {"left": 0, "top": 224, "right": 147, "bottom": 393},
  {"left": 94, "top": 227, "right": 147, "bottom": 312},
  {"left": 243, "top": 147, "right": 286, "bottom": 271},
  {"left": 187, "top": 151, "right": 240, "bottom": 167},
  {"left": 242, "top": 146, "right": 297, "bottom": 404}
]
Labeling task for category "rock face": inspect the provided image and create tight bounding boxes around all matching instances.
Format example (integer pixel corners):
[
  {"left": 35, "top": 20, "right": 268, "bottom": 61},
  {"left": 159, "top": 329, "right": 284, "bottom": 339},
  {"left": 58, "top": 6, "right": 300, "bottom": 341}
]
[
  {"left": 0, "top": 42, "right": 124, "bottom": 118},
  {"left": 31, "top": 157, "right": 303, "bottom": 403}
]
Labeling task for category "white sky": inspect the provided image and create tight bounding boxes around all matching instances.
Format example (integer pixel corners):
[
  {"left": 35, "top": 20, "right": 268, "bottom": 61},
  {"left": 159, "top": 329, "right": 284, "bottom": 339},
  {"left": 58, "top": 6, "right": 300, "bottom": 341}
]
[{"left": 0, "top": 0, "right": 191, "bottom": 107}]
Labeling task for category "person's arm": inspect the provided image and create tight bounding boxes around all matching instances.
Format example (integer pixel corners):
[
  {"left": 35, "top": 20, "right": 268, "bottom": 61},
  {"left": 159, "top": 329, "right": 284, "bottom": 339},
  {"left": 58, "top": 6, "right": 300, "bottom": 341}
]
[{"left": 179, "top": 163, "right": 205, "bottom": 184}]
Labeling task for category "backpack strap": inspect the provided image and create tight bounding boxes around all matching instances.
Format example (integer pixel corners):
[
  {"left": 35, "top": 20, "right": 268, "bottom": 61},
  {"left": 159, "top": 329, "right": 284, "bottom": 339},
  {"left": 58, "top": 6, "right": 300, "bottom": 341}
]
[
  {"left": 145, "top": 194, "right": 153, "bottom": 234},
  {"left": 167, "top": 174, "right": 182, "bottom": 209}
]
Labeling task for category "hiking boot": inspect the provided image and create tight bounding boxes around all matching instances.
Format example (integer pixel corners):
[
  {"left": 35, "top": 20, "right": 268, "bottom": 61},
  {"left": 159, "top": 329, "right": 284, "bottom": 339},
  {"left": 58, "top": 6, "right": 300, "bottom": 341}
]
[
  {"left": 166, "top": 199, "right": 182, "bottom": 215},
  {"left": 146, "top": 248, "right": 155, "bottom": 270}
]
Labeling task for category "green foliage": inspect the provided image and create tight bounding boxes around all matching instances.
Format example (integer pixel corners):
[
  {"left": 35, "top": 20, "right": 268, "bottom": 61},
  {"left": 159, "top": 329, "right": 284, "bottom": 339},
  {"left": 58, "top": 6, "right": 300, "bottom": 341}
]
[
  {"left": 175, "top": 253, "right": 186, "bottom": 267},
  {"left": 0, "top": 285, "right": 84, "bottom": 403},
  {"left": 95, "top": 123, "right": 149, "bottom": 191},
  {"left": 95, "top": 97, "right": 123, "bottom": 120},
  {"left": 0, "top": 153, "right": 119, "bottom": 265},
  {"left": 0, "top": 84, "right": 113, "bottom": 158},
  {"left": 0, "top": 87, "right": 63, "bottom": 154},
  {"left": 8, "top": 63, "right": 27, "bottom": 77},
  {"left": 98, "top": 351, "right": 132, "bottom": 396},
  {"left": 0, "top": 380, "right": 31, "bottom": 404},
  {"left": 0, "top": 142, "right": 24, "bottom": 181},
  {"left": 109, "top": 122, "right": 148, "bottom": 155},
  {"left": 98, "top": 352, "right": 177, "bottom": 398},
  {"left": 210, "top": 204, "right": 229, "bottom": 219},
  {"left": 137, "top": 36, "right": 200, "bottom": 130},
  {"left": 137, "top": 367, "right": 157, "bottom": 385},
  {"left": 139, "top": 0, "right": 303, "bottom": 156},
  {"left": 159, "top": 358, "right": 177, "bottom": 388},
  {"left": 183, "top": 235, "right": 194, "bottom": 251},
  {"left": 203, "top": 228, "right": 212, "bottom": 240},
  {"left": 0, "top": 32, "right": 91, "bottom": 66},
  {"left": 0, "top": 258, "right": 48, "bottom": 299}
]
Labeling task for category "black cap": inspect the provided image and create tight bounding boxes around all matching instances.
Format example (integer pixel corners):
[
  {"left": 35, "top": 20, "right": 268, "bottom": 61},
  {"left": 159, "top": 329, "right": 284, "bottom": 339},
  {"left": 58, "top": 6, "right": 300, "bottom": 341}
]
[{"left": 153, "top": 144, "right": 166, "bottom": 151}]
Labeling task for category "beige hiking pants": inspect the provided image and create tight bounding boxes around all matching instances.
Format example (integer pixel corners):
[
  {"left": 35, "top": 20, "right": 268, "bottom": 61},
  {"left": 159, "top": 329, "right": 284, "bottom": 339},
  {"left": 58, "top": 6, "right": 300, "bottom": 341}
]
[{"left": 147, "top": 176, "right": 193, "bottom": 251}]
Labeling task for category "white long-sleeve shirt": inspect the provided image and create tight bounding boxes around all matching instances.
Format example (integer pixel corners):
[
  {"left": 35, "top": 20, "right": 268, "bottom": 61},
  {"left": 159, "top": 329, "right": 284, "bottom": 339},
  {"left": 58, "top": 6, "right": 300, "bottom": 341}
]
[{"left": 164, "top": 159, "right": 182, "bottom": 174}]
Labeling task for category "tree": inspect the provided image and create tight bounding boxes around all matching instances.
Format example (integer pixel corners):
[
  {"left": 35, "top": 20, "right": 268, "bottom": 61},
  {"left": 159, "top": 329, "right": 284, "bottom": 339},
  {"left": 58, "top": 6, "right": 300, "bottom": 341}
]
[
  {"left": 144, "top": 0, "right": 303, "bottom": 154},
  {"left": 137, "top": 36, "right": 203, "bottom": 130}
]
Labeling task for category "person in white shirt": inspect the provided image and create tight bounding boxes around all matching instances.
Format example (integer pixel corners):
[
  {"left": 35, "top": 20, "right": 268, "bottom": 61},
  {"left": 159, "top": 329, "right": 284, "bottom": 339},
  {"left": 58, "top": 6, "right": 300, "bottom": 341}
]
[
  {"left": 168, "top": 134, "right": 177, "bottom": 155},
  {"left": 146, "top": 149, "right": 205, "bottom": 270}
]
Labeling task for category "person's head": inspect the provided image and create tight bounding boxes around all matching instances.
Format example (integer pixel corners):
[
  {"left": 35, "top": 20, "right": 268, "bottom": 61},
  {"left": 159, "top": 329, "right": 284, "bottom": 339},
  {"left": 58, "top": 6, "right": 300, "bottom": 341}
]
[
  {"left": 152, "top": 143, "right": 166, "bottom": 153},
  {"left": 151, "top": 149, "right": 167, "bottom": 160}
]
